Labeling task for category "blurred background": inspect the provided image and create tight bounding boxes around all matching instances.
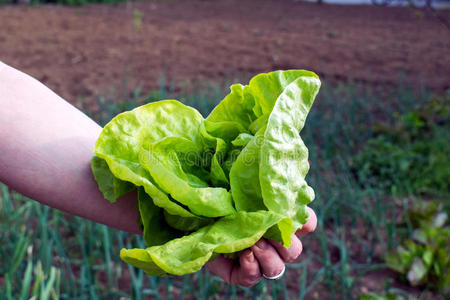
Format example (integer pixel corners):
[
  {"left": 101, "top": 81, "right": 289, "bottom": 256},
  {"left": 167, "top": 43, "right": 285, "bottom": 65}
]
[{"left": 0, "top": 0, "right": 449, "bottom": 299}]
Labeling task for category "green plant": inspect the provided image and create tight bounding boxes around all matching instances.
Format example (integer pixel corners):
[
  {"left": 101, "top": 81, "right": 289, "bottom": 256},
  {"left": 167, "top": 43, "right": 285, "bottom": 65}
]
[
  {"left": 352, "top": 93, "right": 450, "bottom": 197},
  {"left": 132, "top": 9, "right": 144, "bottom": 31},
  {"left": 0, "top": 187, "right": 61, "bottom": 300},
  {"left": 91, "top": 70, "right": 321, "bottom": 275},
  {"left": 385, "top": 200, "right": 450, "bottom": 292}
]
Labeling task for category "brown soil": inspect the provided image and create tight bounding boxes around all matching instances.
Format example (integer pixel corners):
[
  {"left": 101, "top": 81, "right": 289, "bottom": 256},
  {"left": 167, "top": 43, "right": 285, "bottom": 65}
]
[{"left": 1, "top": 0, "right": 449, "bottom": 104}]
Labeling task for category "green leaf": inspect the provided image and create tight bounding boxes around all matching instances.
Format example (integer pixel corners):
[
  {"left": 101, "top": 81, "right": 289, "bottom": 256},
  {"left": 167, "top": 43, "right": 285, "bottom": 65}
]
[
  {"left": 91, "top": 156, "right": 135, "bottom": 202},
  {"left": 229, "top": 129, "right": 266, "bottom": 212},
  {"left": 227, "top": 71, "right": 320, "bottom": 246},
  {"left": 231, "top": 133, "right": 254, "bottom": 147},
  {"left": 94, "top": 100, "right": 208, "bottom": 218},
  {"left": 121, "top": 210, "right": 284, "bottom": 276},
  {"left": 163, "top": 210, "right": 213, "bottom": 232},
  {"left": 204, "top": 84, "right": 255, "bottom": 142},
  {"left": 407, "top": 258, "right": 427, "bottom": 286},
  {"left": 140, "top": 143, "right": 235, "bottom": 218},
  {"left": 246, "top": 70, "right": 318, "bottom": 117},
  {"left": 422, "top": 249, "right": 433, "bottom": 267},
  {"left": 137, "top": 188, "right": 180, "bottom": 247},
  {"left": 258, "top": 75, "right": 320, "bottom": 245},
  {"left": 199, "top": 124, "right": 230, "bottom": 187},
  {"left": 120, "top": 248, "right": 166, "bottom": 276}
]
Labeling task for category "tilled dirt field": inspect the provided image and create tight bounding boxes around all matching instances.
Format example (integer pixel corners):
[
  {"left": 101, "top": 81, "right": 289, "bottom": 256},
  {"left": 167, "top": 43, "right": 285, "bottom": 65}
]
[{"left": 0, "top": 0, "right": 449, "bottom": 103}]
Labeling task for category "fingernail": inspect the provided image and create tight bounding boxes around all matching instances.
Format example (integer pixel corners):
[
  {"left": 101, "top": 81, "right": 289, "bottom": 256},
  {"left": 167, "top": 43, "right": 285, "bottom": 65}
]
[
  {"left": 255, "top": 239, "right": 267, "bottom": 250},
  {"left": 246, "top": 251, "right": 255, "bottom": 262}
]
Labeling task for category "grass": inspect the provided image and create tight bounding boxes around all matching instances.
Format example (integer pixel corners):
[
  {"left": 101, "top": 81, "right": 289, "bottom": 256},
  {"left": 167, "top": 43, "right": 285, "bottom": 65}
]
[{"left": 0, "top": 77, "right": 447, "bottom": 299}]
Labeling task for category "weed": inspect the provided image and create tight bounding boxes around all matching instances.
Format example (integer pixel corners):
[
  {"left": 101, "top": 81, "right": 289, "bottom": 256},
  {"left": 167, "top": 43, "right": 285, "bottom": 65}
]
[
  {"left": 352, "top": 93, "right": 450, "bottom": 198},
  {"left": 385, "top": 200, "right": 449, "bottom": 293}
]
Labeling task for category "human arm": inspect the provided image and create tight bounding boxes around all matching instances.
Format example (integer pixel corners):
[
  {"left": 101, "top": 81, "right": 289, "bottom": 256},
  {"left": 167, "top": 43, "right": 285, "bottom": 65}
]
[{"left": 0, "top": 61, "right": 141, "bottom": 233}]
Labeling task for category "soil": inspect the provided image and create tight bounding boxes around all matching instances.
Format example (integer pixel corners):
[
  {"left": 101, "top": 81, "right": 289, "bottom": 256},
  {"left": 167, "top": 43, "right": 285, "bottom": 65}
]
[{"left": 1, "top": 0, "right": 449, "bottom": 105}]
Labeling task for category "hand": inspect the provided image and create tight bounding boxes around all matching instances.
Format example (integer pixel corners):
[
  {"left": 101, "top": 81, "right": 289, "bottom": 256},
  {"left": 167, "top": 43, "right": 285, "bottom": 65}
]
[{"left": 206, "top": 207, "right": 317, "bottom": 286}]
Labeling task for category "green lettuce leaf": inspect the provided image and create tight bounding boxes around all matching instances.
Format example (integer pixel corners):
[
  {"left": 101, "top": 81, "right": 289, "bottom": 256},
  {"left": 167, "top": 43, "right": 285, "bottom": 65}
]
[
  {"left": 229, "top": 128, "right": 266, "bottom": 212},
  {"left": 259, "top": 75, "right": 320, "bottom": 244},
  {"left": 138, "top": 187, "right": 181, "bottom": 247},
  {"left": 91, "top": 155, "right": 135, "bottom": 203},
  {"left": 139, "top": 143, "right": 234, "bottom": 218},
  {"left": 209, "top": 70, "right": 320, "bottom": 246},
  {"left": 204, "top": 84, "right": 255, "bottom": 142},
  {"left": 94, "top": 101, "right": 199, "bottom": 217},
  {"left": 121, "top": 210, "right": 284, "bottom": 276}
]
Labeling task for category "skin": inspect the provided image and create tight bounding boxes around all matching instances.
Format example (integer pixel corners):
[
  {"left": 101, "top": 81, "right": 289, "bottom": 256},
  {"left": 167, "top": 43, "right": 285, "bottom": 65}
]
[{"left": 0, "top": 61, "right": 317, "bottom": 286}]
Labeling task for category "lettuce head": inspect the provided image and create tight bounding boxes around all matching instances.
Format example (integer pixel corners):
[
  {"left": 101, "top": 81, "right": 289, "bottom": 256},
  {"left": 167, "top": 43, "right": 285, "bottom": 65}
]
[{"left": 91, "top": 70, "right": 321, "bottom": 276}]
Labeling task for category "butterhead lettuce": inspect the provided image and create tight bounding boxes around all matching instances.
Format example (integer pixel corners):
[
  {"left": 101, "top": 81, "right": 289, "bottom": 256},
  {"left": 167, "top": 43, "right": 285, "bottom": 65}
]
[{"left": 91, "top": 70, "right": 321, "bottom": 276}]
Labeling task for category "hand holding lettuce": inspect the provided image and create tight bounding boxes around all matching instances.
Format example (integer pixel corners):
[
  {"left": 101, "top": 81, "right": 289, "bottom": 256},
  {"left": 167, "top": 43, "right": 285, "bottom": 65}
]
[{"left": 91, "top": 70, "right": 321, "bottom": 276}]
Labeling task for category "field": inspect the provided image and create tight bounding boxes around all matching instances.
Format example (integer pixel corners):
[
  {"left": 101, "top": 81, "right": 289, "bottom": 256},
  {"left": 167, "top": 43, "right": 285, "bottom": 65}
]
[
  {"left": 0, "top": 0, "right": 449, "bottom": 299},
  {"left": 1, "top": 0, "right": 449, "bottom": 102}
]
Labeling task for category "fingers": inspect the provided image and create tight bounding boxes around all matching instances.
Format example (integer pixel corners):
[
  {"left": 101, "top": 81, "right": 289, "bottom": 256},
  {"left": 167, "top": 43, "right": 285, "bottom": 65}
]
[
  {"left": 251, "top": 208, "right": 316, "bottom": 278},
  {"left": 251, "top": 239, "right": 285, "bottom": 277},
  {"left": 207, "top": 234, "right": 304, "bottom": 286},
  {"left": 267, "top": 234, "right": 303, "bottom": 263},
  {"left": 296, "top": 207, "right": 317, "bottom": 236},
  {"left": 231, "top": 249, "right": 261, "bottom": 286},
  {"left": 207, "top": 208, "right": 317, "bottom": 287},
  {"left": 205, "top": 250, "right": 261, "bottom": 287},
  {"left": 205, "top": 255, "right": 233, "bottom": 284}
]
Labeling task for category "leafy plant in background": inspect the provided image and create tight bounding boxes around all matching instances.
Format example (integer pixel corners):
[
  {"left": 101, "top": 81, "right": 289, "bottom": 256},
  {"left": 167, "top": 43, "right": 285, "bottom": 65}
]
[
  {"left": 352, "top": 92, "right": 450, "bottom": 198},
  {"left": 3, "top": 247, "right": 61, "bottom": 300},
  {"left": 385, "top": 200, "right": 450, "bottom": 293},
  {"left": 0, "top": 188, "right": 62, "bottom": 300}
]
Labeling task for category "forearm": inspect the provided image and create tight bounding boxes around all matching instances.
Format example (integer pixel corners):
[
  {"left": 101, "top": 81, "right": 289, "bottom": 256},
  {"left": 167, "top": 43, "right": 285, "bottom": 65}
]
[{"left": 0, "top": 61, "right": 140, "bottom": 234}]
